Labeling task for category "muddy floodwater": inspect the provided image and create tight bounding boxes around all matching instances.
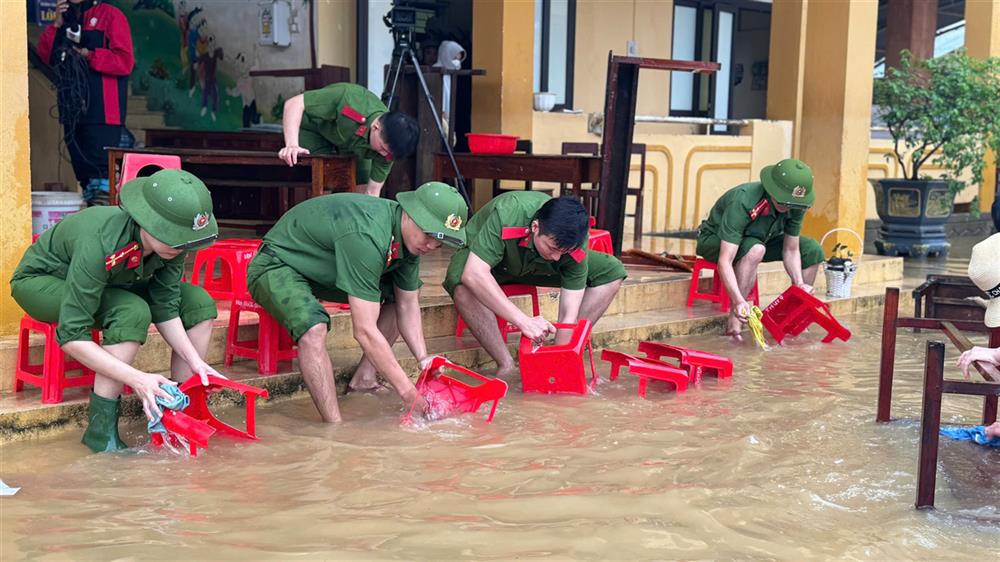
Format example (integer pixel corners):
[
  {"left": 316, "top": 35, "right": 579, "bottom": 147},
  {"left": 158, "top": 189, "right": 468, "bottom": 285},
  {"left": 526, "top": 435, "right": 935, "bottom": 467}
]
[{"left": 2, "top": 309, "right": 999, "bottom": 560}]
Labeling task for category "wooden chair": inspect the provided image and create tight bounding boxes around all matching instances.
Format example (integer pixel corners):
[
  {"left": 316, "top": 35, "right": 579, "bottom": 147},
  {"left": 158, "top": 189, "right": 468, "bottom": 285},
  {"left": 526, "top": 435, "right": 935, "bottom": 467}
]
[{"left": 560, "top": 142, "right": 647, "bottom": 244}]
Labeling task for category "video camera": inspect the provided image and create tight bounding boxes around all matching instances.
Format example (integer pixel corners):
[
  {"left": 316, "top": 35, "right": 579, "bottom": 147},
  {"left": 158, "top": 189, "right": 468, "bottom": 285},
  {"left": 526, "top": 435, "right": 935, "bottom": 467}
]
[{"left": 382, "top": 0, "right": 437, "bottom": 47}]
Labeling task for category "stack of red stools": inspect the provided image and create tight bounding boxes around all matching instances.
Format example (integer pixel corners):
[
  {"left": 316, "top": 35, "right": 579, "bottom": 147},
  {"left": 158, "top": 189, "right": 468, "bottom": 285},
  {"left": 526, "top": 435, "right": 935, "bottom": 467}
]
[
  {"left": 602, "top": 349, "right": 689, "bottom": 397},
  {"left": 687, "top": 258, "right": 760, "bottom": 312},
  {"left": 456, "top": 284, "right": 540, "bottom": 340},
  {"left": 635, "top": 341, "right": 732, "bottom": 383},
  {"left": 188, "top": 239, "right": 298, "bottom": 375},
  {"left": 14, "top": 316, "right": 101, "bottom": 404},
  {"left": 191, "top": 239, "right": 262, "bottom": 301},
  {"left": 518, "top": 319, "right": 597, "bottom": 394},
  {"left": 760, "top": 285, "right": 852, "bottom": 344}
]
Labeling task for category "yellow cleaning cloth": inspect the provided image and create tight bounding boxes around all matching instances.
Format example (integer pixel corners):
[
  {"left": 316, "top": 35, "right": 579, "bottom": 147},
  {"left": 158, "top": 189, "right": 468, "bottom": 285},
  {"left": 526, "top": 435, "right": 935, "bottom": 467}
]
[{"left": 747, "top": 306, "right": 769, "bottom": 351}]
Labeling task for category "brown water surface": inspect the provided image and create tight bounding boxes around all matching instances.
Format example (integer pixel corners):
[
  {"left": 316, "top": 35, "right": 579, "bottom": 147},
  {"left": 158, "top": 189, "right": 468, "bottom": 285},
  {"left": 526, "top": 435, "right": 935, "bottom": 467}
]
[{"left": 2, "top": 310, "right": 999, "bottom": 560}]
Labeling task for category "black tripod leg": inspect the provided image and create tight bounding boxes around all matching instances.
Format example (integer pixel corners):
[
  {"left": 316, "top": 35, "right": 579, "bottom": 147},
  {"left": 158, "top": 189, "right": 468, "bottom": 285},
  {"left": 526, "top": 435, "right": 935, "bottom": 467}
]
[
  {"left": 404, "top": 47, "right": 471, "bottom": 207},
  {"left": 383, "top": 46, "right": 407, "bottom": 110}
]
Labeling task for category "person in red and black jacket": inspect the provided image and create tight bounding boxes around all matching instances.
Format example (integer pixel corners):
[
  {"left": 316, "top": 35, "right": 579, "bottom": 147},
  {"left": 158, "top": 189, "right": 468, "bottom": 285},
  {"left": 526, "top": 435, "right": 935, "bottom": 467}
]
[{"left": 38, "top": 0, "right": 134, "bottom": 206}]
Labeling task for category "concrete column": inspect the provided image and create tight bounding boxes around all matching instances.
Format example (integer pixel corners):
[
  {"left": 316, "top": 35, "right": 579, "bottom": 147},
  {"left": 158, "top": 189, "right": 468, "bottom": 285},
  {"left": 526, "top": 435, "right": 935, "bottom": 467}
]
[
  {"left": 0, "top": 1, "right": 32, "bottom": 336},
  {"left": 471, "top": 0, "right": 535, "bottom": 207},
  {"left": 315, "top": 0, "right": 356, "bottom": 77},
  {"left": 966, "top": 0, "right": 1000, "bottom": 212},
  {"left": 798, "top": 0, "right": 879, "bottom": 250},
  {"left": 884, "top": 0, "right": 938, "bottom": 69},
  {"left": 766, "top": 0, "right": 808, "bottom": 158}
]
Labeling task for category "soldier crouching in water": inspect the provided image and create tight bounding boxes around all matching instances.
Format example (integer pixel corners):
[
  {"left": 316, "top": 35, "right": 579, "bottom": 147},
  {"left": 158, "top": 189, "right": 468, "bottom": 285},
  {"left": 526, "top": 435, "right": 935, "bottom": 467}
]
[{"left": 10, "top": 170, "right": 222, "bottom": 452}]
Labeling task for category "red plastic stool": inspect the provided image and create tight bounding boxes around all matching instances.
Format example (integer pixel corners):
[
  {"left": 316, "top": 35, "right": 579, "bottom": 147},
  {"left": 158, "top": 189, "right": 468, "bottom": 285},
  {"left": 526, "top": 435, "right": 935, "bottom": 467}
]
[
  {"left": 14, "top": 315, "right": 100, "bottom": 404},
  {"left": 179, "top": 374, "right": 269, "bottom": 439},
  {"left": 636, "top": 341, "right": 733, "bottom": 383},
  {"left": 118, "top": 153, "right": 182, "bottom": 188},
  {"left": 456, "top": 284, "right": 540, "bottom": 340},
  {"left": 587, "top": 216, "right": 614, "bottom": 255},
  {"left": 761, "top": 286, "right": 852, "bottom": 345},
  {"left": 225, "top": 294, "right": 298, "bottom": 375},
  {"left": 518, "top": 320, "right": 597, "bottom": 394},
  {"left": 150, "top": 409, "right": 215, "bottom": 457},
  {"left": 601, "top": 349, "right": 689, "bottom": 397},
  {"left": 686, "top": 258, "right": 760, "bottom": 312},
  {"left": 191, "top": 239, "right": 262, "bottom": 301},
  {"left": 403, "top": 357, "right": 508, "bottom": 424}
]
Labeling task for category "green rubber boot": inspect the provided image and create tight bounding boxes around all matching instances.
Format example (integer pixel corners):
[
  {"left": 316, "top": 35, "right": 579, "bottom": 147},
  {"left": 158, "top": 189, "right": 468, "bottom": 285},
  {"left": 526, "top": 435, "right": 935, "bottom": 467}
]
[{"left": 81, "top": 393, "right": 128, "bottom": 453}]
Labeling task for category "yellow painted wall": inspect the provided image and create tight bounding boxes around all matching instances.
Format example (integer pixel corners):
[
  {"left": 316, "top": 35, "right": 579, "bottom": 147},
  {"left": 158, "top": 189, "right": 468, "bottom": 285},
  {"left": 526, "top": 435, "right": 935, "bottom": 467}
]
[
  {"left": 531, "top": 112, "right": 792, "bottom": 233},
  {"left": 766, "top": 0, "right": 807, "bottom": 157},
  {"left": 315, "top": 0, "right": 357, "bottom": 79},
  {"left": 2, "top": 3, "right": 33, "bottom": 336},
  {"left": 965, "top": 0, "right": 1000, "bottom": 211},
  {"left": 573, "top": 0, "right": 673, "bottom": 115}
]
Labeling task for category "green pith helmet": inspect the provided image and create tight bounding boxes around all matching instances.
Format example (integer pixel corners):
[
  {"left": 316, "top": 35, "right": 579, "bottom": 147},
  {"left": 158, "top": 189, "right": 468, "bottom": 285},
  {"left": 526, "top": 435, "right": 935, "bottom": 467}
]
[
  {"left": 760, "top": 159, "right": 815, "bottom": 208},
  {"left": 396, "top": 182, "right": 468, "bottom": 248},
  {"left": 119, "top": 169, "right": 218, "bottom": 250}
]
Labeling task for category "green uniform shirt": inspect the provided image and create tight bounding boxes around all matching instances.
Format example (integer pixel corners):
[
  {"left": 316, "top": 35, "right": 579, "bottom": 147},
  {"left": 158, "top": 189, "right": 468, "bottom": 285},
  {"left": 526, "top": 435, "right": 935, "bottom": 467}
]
[
  {"left": 465, "top": 191, "right": 588, "bottom": 291},
  {"left": 261, "top": 193, "right": 421, "bottom": 302},
  {"left": 300, "top": 83, "right": 392, "bottom": 183},
  {"left": 698, "top": 182, "right": 805, "bottom": 245},
  {"left": 10, "top": 207, "right": 184, "bottom": 344}
]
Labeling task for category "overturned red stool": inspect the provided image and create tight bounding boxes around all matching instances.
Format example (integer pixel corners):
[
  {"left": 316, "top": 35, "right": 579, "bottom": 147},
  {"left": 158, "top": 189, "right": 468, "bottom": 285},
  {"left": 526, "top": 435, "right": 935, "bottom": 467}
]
[
  {"left": 403, "top": 357, "right": 508, "bottom": 424},
  {"left": 191, "top": 239, "right": 262, "bottom": 301},
  {"left": 761, "top": 286, "right": 851, "bottom": 345},
  {"left": 225, "top": 293, "right": 298, "bottom": 375},
  {"left": 636, "top": 341, "right": 733, "bottom": 383},
  {"left": 14, "top": 315, "right": 100, "bottom": 404},
  {"left": 601, "top": 349, "right": 689, "bottom": 397},
  {"left": 456, "top": 284, "right": 540, "bottom": 340},
  {"left": 179, "top": 375, "right": 270, "bottom": 440},
  {"left": 151, "top": 409, "right": 216, "bottom": 457},
  {"left": 518, "top": 320, "right": 597, "bottom": 394},
  {"left": 687, "top": 258, "right": 760, "bottom": 312}
]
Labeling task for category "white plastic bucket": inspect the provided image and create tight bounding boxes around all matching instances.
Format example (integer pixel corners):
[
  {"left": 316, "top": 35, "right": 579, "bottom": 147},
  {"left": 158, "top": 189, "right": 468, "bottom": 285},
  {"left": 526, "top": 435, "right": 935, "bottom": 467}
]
[{"left": 31, "top": 191, "right": 85, "bottom": 236}]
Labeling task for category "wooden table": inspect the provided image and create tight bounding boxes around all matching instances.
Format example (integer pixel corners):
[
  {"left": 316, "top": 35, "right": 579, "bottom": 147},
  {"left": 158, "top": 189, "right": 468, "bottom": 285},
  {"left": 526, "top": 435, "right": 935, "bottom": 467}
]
[
  {"left": 107, "top": 147, "right": 355, "bottom": 221},
  {"left": 433, "top": 153, "right": 602, "bottom": 198}
]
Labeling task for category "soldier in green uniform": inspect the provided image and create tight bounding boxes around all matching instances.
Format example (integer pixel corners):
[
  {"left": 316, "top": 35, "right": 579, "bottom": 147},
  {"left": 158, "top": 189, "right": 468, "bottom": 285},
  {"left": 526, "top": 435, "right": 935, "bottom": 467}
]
[
  {"left": 443, "top": 192, "right": 627, "bottom": 378},
  {"left": 278, "top": 83, "right": 420, "bottom": 196},
  {"left": 246, "top": 182, "right": 468, "bottom": 423},
  {"left": 10, "top": 169, "right": 222, "bottom": 452},
  {"left": 695, "top": 158, "right": 824, "bottom": 341}
]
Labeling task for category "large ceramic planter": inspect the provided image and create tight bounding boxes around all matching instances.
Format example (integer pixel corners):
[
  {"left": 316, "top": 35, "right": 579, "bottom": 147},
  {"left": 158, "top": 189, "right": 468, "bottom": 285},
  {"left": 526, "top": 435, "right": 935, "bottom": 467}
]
[{"left": 872, "top": 179, "right": 952, "bottom": 257}]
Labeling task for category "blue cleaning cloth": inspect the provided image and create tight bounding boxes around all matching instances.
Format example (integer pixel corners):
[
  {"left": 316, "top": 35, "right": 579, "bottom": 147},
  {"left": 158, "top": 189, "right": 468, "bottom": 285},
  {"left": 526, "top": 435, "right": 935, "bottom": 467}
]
[
  {"left": 939, "top": 425, "right": 1000, "bottom": 447},
  {"left": 147, "top": 384, "right": 190, "bottom": 435}
]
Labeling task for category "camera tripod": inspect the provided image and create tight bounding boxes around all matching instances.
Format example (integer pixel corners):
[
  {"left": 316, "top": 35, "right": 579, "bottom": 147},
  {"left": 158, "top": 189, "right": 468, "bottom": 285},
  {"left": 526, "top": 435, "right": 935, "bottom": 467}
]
[{"left": 382, "top": 28, "right": 470, "bottom": 207}]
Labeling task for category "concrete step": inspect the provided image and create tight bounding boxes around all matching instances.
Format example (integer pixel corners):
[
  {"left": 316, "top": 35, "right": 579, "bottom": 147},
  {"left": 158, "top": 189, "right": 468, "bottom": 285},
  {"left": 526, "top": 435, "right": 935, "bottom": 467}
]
[
  {"left": 0, "top": 255, "right": 903, "bottom": 394},
  {"left": 0, "top": 281, "right": 902, "bottom": 444}
]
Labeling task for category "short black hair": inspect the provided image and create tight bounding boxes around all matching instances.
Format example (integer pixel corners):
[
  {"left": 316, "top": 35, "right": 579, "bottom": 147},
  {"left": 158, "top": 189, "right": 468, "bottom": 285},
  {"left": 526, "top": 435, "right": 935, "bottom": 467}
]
[
  {"left": 535, "top": 196, "right": 589, "bottom": 250},
  {"left": 379, "top": 112, "right": 420, "bottom": 159}
]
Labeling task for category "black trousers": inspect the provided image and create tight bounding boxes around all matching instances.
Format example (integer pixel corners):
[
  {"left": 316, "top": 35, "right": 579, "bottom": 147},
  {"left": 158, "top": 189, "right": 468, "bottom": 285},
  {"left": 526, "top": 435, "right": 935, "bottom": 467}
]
[{"left": 64, "top": 123, "right": 121, "bottom": 186}]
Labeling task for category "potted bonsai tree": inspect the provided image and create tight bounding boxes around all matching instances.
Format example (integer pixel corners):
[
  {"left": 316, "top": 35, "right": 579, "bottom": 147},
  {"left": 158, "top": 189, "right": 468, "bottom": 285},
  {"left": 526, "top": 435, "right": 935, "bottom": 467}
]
[{"left": 871, "top": 49, "right": 1000, "bottom": 257}]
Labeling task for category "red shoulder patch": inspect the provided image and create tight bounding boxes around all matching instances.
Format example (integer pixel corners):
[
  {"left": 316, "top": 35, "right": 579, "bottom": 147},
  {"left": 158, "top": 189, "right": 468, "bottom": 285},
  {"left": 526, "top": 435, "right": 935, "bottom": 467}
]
[
  {"left": 105, "top": 242, "right": 140, "bottom": 271},
  {"left": 749, "top": 198, "right": 771, "bottom": 220},
  {"left": 340, "top": 105, "right": 367, "bottom": 124},
  {"left": 501, "top": 226, "right": 531, "bottom": 241}
]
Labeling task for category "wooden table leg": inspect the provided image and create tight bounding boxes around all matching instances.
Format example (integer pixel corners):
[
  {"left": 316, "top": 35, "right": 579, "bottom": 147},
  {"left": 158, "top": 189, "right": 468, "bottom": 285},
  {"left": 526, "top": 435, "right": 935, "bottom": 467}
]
[
  {"left": 311, "top": 159, "right": 325, "bottom": 197},
  {"left": 916, "top": 341, "right": 945, "bottom": 510},
  {"left": 877, "top": 287, "right": 900, "bottom": 423}
]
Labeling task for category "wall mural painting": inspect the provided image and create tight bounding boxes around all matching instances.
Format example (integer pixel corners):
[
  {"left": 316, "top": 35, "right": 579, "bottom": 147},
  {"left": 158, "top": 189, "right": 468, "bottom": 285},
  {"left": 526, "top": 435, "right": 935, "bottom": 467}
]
[{"left": 111, "top": 0, "right": 311, "bottom": 131}]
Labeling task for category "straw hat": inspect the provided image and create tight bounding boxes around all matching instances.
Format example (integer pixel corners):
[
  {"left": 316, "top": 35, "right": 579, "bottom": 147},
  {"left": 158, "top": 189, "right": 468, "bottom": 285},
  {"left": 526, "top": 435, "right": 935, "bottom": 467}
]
[{"left": 967, "top": 233, "right": 1000, "bottom": 327}]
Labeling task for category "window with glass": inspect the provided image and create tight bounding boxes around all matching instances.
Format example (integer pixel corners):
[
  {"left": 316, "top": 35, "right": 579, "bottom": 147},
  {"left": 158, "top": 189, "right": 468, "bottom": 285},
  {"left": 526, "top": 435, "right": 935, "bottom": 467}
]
[{"left": 533, "top": 0, "right": 576, "bottom": 110}]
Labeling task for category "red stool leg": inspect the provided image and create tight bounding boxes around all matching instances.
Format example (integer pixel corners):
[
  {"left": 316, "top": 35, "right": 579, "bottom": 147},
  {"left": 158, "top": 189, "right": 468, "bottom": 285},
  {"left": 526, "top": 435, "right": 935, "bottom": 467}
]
[
  {"left": 14, "top": 321, "right": 29, "bottom": 393},
  {"left": 258, "top": 312, "right": 278, "bottom": 375},
  {"left": 42, "top": 325, "right": 66, "bottom": 404},
  {"left": 224, "top": 300, "right": 241, "bottom": 367}
]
